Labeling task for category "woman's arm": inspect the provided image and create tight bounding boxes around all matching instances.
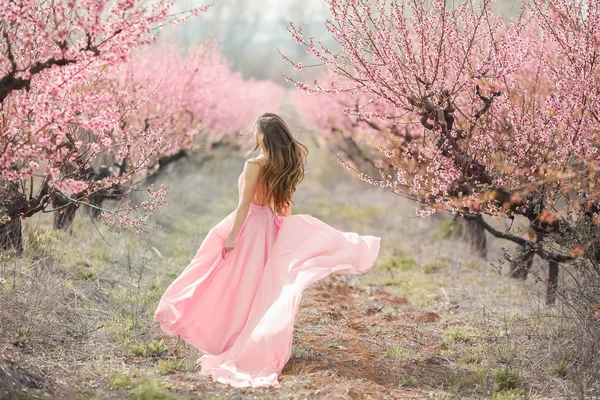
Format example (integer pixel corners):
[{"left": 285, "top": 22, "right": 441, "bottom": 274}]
[{"left": 222, "top": 161, "right": 261, "bottom": 256}]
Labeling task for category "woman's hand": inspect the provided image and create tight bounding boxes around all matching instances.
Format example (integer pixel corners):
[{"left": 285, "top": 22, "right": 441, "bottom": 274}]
[{"left": 222, "top": 236, "right": 236, "bottom": 257}]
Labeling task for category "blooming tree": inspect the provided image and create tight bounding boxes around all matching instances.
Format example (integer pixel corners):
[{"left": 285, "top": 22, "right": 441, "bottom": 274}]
[
  {"left": 293, "top": 73, "right": 392, "bottom": 170},
  {"left": 287, "top": 0, "right": 600, "bottom": 304},
  {"left": 0, "top": 0, "right": 209, "bottom": 253},
  {"left": 121, "top": 42, "right": 285, "bottom": 163},
  {"left": 48, "top": 40, "right": 285, "bottom": 233}
]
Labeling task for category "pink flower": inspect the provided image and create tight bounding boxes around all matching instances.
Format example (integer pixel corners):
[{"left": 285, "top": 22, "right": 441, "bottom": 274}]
[{"left": 287, "top": 0, "right": 600, "bottom": 233}]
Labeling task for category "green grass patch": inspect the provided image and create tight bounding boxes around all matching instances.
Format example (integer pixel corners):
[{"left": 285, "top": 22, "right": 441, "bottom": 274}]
[
  {"left": 395, "top": 278, "right": 442, "bottom": 307},
  {"left": 462, "top": 260, "right": 479, "bottom": 271},
  {"left": 494, "top": 368, "right": 523, "bottom": 392},
  {"left": 424, "top": 260, "right": 446, "bottom": 274},
  {"left": 149, "top": 214, "right": 217, "bottom": 266},
  {"left": 490, "top": 344, "right": 515, "bottom": 364},
  {"left": 443, "top": 326, "right": 491, "bottom": 344},
  {"left": 75, "top": 269, "right": 96, "bottom": 280},
  {"left": 400, "top": 373, "right": 418, "bottom": 387},
  {"left": 456, "top": 346, "right": 483, "bottom": 365},
  {"left": 146, "top": 339, "right": 169, "bottom": 357},
  {"left": 369, "top": 270, "right": 444, "bottom": 307},
  {"left": 492, "top": 389, "right": 525, "bottom": 400},
  {"left": 104, "top": 279, "right": 166, "bottom": 346},
  {"left": 119, "top": 339, "right": 169, "bottom": 357},
  {"left": 440, "top": 349, "right": 455, "bottom": 358},
  {"left": 385, "top": 345, "right": 422, "bottom": 363},
  {"left": 129, "top": 345, "right": 147, "bottom": 356},
  {"left": 430, "top": 218, "right": 463, "bottom": 240},
  {"left": 130, "top": 380, "right": 175, "bottom": 400},
  {"left": 104, "top": 316, "right": 138, "bottom": 345},
  {"left": 23, "top": 225, "right": 63, "bottom": 259},
  {"left": 203, "top": 396, "right": 226, "bottom": 400},
  {"left": 449, "top": 364, "right": 487, "bottom": 392},
  {"left": 109, "top": 371, "right": 134, "bottom": 390},
  {"left": 377, "top": 254, "right": 418, "bottom": 279},
  {"left": 386, "top": 346, "right": 408, "bottom": 361},
  {"left": 552, "top": 360, "right": 569, "bottom": 378},
  {"left": 367, "top": 253, "right": 448, "bottom": 306},
  {"left": 14, "top": 326, "right": 31, "bottom": 348},
  {"left": 551, "top": 347, "right": 580, "bottom": 378},
  {"left": 157, "top": 359, "right": 186, "bottom": 375}
]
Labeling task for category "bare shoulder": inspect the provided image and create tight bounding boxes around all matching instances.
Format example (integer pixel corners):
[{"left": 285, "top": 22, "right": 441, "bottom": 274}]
[
  {"left": 246, "top": 155, "right": 265, "bottom": 167},
  {"left": 243, "top": 158, "right": 262, "bottom": 179}
]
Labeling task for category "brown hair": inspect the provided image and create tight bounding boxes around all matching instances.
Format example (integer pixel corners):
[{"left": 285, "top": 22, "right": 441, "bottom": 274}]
[{"left": 245, "top": 113, "right": 308, "bottom": 216}]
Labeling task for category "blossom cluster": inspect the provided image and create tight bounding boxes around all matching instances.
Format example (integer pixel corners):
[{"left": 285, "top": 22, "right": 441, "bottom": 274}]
[
  {"left": 0, "top": 0, "right": 284, "bottom": 235},
  {"left": 289, "top": 0, "right": 600, "bottom": 231},
  {"left": 120, "top": 42, "right": 284, "bottom": 158}
]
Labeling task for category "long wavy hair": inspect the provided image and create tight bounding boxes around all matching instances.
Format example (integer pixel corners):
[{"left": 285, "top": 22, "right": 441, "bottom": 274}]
[{"left": 245, "top": 113, "right": 308, "bottom": 216}]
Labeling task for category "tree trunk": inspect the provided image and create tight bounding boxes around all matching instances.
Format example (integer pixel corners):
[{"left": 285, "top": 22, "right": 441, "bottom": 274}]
[
  {"left": 84, "top": 194, "right": 104, "bottom": 218},
  {"left": 546, "top": 260, "right": 559, "bottom": 305},
  {"left": 145, "top": 150, "right": 188, "bottom": 185},
  {"left": 51, "top": 166, "right": 116, "bottom": 231},
  {"left": 0, "top": 181, "right": 25, "bottom": 257},
  {"left": 0, "top": 217, "right": 23, "bottom": 257},
  {"left": 465, "top": 218, "right": 488, "bottom": 259},
  {"left": 51, "top": 193, "right": 77, "bottom": 234},
  {"left": 508, "top": 220, "right": 560, "bottom": 305},
  {"left": 510, "top": 247, "right": 534, "bottom": 279},
  {"left": 157, "top": 150, "right": 188, "bottom": 170}
]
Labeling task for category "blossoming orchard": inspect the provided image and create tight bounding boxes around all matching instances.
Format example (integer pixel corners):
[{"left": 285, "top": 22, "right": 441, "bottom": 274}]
[
  {"left": 0, "top": 0, "right": 282, "bottom": 253},
  {"left": 1, "top": 0, "right": 600, "bottom": 396}
]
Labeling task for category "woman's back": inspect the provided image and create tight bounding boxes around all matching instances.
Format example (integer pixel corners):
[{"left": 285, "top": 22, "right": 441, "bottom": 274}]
[{"left": 244, "top": 158, "right": 271, "bottom": 207}]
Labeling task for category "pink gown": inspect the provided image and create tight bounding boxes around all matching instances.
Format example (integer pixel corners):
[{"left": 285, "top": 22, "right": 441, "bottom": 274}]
[{"left": 154, "top": 171, "right": 381, "bottom": 388}]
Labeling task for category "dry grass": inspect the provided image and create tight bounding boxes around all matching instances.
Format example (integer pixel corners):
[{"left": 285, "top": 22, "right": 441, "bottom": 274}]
[{"left": 1, "top": 109, "right": 599, "bottom": 399}]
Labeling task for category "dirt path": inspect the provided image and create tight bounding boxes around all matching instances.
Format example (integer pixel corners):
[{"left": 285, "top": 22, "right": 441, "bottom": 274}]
[{"left": 149, "top": 278, "right": 445, "bottom": 399}]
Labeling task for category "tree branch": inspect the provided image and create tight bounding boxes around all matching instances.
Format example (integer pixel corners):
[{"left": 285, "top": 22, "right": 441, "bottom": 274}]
[
  {"left": 464, "top": 214, "right": 573, "bottom": 262},
  {"left": 0, "top": 26, "right": 124, "bottom": 103}
]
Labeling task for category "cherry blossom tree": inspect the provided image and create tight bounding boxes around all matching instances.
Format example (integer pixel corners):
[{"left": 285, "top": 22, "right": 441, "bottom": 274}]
[
  {"left": 292, "top": 75, "right": 390, "bottom": 172},
  {"left": 47, "top": 40, "right": 285, "bottom": 232},
  {"left": 121, "top": 41, "right": 285, "bottom": 163},
  {"left": 287, "top": 0, "right": 600, "bottom": 305},
  {"left": 294, "top": 73, "right": 489, "bottom": 257},
  {"left": 118, "top": 41, "right": 285, "bottom": 179},
  {"left": 0, "top": 0, "right": 209, "bottom": 253}
]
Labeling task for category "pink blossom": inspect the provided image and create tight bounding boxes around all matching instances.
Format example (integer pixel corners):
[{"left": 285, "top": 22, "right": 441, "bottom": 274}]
[
  {"left": 289, "top": 0, "right": 600, "bottom": 226},
  {"left": 0, "top": 0, "right": 209, "bottom": 230}
]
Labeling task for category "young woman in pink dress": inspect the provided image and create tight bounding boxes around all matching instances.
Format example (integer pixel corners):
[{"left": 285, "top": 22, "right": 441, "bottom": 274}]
[{"left": 154, "top": 113, "right": 381, "bottom": 388}]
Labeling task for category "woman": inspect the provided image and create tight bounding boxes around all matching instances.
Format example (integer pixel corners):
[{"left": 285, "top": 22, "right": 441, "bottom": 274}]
[{"left": 154, "top": 113, "right": 381, "bottom": 388}]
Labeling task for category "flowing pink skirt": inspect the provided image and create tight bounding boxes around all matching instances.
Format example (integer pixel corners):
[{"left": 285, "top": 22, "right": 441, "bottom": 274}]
[{"left": 154, "top": 204, "right": 380, "bottom": 388}]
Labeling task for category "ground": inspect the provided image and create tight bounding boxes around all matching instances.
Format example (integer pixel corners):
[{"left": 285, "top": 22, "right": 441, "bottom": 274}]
[{"left": 1, "top": 114, "right": 596, "bottom": 399}]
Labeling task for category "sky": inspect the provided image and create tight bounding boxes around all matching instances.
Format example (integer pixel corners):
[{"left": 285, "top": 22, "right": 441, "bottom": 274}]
[
  {"left": 176, "top": 0, "right": 331, "bottom": 22},
  {"left": 168, "top": 0, "right": 523, "bottom": 81},
  {"left": 166, "top": 0, "right": 334, "bottom": 81}
]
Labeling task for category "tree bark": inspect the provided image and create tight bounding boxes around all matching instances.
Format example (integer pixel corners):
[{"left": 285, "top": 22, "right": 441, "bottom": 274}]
[
  {"left": 157, "top": 150, "right": 188, "bottom": 169},
  {"left": 0, "top": 217, "right": 23, "bottom": 257},
  {"left": 51, "top": 193, "right": 77, "bottom": 234},
  {"left": 0, "top": 181, "right": 26, "bottom": 257},
  {"left": 510, "top": 247, "right": 535, "bottom": 279},
  {"left": 546, "top": 260, "right": 559, "bottom": 305},
  {"left": 465, "top": 218, "right": 488, "bottom": 259},
  {"left": 463, "top": 214, "right": 573, "bottom": 262}
]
